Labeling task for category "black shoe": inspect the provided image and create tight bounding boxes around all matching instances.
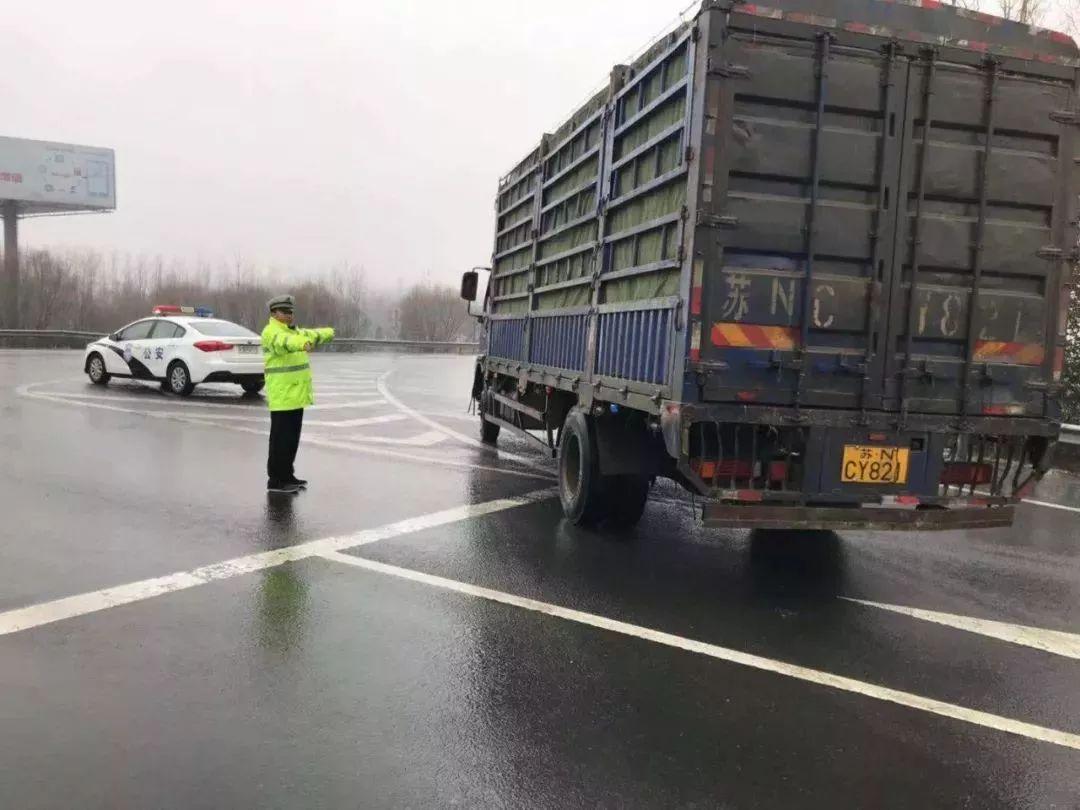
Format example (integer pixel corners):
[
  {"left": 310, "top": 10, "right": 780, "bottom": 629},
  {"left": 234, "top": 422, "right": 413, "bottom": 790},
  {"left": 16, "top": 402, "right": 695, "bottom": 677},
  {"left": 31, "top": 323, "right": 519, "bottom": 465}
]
[
  {"left": 267, "top": 481, "right": 300, "bottom": 494},
  {"left": 289, "top": 477, "right": 308, "bottom": 489}
]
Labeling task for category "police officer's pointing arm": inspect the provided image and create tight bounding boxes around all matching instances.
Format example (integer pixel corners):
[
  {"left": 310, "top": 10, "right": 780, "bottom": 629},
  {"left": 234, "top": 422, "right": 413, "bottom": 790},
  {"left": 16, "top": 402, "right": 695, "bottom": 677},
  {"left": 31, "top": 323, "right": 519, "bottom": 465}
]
[
  {"left": 299, "top": 327, "right": 335, "bottom": 345},
  {"left": 299, "top": 327, "right": 335, "bottom": 351},
  {"left": 263, "top": 329, "right": 309, "bottom": 356}
]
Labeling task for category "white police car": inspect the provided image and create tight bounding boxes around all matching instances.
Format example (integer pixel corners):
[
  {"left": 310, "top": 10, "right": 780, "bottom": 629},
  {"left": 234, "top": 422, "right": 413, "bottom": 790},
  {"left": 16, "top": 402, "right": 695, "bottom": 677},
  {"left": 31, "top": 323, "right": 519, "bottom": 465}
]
[{"left": 84, "top": 306, "right": 265, "bottom": 396}]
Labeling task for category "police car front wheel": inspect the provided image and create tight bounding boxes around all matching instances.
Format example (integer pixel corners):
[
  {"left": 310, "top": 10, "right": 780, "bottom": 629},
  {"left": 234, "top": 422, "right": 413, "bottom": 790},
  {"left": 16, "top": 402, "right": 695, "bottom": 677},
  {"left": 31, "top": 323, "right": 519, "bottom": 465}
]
[
  {"left": 87, "top": 354, "right": 110, "bottom": 386},
  {"left": 166, "top": 361, "right": 196, "bottom": 397}
]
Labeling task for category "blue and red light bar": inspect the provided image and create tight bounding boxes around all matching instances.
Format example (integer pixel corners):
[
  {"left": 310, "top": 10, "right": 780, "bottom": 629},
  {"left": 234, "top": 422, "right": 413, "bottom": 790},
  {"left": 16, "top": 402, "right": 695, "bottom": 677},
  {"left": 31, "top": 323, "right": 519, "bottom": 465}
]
[{"left": 152, "top": 305, "right": 214, "bottom": 317}]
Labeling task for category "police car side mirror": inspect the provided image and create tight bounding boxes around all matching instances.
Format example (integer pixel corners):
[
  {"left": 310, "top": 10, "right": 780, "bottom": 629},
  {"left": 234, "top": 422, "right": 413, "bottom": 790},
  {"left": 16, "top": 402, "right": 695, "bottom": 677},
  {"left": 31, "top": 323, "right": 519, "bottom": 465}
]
[{"left": 109, "top": 332, "right": 120, "bottom": 342}]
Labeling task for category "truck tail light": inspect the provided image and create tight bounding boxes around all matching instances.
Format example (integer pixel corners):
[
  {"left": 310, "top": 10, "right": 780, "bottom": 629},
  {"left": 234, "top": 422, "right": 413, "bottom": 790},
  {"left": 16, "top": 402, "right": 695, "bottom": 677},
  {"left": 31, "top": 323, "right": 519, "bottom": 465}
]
[
  {"left": 194, "top": 340, "right": 234, "bottom": 352},
  {"left": 982, "top": 404, "right": 1026, "bottom": 416},
  {"left": 940, "top": 462, "right": 993, "bottom": 486},
  {"left": 692, "top": 459, "right": 753, "bottom": 479},
  {"left": 768, "top": 461, "right": 789, "bottom": 483}
]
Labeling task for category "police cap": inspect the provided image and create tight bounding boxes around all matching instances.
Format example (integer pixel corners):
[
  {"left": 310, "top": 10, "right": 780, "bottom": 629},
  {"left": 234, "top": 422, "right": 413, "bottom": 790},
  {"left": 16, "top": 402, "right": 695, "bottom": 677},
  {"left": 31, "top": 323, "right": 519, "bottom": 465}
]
[{"left": 267, "top": 294, "right": 295, "bottom": 312}]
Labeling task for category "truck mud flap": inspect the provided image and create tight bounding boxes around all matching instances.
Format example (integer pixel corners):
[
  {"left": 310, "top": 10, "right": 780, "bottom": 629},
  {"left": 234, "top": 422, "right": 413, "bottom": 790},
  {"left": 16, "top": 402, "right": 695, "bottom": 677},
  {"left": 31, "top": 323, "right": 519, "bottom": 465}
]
[{"left": 702, "top": 504, "right": 1015, "bottom": 531}]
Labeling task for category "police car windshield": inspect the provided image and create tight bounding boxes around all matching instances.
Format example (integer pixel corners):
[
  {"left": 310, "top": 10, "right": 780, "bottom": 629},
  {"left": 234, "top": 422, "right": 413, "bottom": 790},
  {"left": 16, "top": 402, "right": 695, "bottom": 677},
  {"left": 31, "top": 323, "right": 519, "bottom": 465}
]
[{"left": 188, "top": 320, "right": 258, "bottom": 337}]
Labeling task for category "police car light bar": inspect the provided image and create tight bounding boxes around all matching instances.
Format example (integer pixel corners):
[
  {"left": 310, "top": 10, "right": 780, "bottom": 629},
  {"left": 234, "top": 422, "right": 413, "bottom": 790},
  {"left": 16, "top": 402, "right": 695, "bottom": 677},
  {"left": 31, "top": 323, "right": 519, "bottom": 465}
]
[{"left": 152, "top": 305, "right": 215, "bottom": 317}]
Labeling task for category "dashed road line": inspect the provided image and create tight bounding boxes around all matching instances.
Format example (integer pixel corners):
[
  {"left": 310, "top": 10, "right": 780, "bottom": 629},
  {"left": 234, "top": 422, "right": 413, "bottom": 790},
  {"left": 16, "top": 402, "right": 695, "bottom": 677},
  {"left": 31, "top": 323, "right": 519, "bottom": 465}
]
[
  {"left": 318, "top": 549, "right": 1080, "bottom": 753},
  {"left": 0, "top": 487, "right": 558, "bottom": 637},
  {"left": 842, "top": 598, "right": 1080, "bottom": 660}
]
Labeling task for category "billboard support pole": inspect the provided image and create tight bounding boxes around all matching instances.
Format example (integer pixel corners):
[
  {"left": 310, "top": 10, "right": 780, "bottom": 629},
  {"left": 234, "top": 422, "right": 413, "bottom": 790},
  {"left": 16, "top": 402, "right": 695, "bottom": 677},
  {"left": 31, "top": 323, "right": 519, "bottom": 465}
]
[{"left": 2, "top": 201, "right": 17, "bottom": 329}]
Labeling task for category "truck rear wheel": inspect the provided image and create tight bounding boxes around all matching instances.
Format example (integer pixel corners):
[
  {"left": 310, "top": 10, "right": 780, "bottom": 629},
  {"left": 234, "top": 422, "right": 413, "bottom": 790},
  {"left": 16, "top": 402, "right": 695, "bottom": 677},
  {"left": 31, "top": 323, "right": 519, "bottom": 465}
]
[
  {"left": 480, "top": 416, "right": 500, "bottom": 445},
  {"left": 558, "top": 409, "right": 607, "bottom": 526},
  {"left": 605, "top": 475, "right": 650, "bottom": 528},
  {"left": 479, "top": 389, "right": 500, "bottom": 444}
]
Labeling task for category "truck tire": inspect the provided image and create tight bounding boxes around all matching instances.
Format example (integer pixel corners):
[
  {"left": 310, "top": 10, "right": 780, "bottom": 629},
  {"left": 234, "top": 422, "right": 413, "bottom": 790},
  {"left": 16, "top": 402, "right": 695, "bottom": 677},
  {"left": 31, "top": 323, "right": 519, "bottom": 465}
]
[
  {"left": 479, "top": 388, "right": 500, "bottom": 444},
  {"left": 605, "top": 475, "right": 650, "bottom": 529},
  {"left": 558, "top": 409, "right": 607, "bottom": 526},
  {"left": 480, "top": 416, "right": 500, "bottom": 445}
]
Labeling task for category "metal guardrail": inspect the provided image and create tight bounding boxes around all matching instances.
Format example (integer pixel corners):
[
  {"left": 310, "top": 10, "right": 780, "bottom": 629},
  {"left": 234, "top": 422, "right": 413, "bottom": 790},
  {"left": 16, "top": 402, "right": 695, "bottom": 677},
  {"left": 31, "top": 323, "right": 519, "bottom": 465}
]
[
  {"left": 1060, "top": 423, "right": 1080, "bottom": 446},
  {"left": 327, "top": 339, "right": 479, "bottom": 354},
  {"left": 0, "top": 329, "right": 106, "bottom": 341},
  {"left": 0, "top": 329, "right": 479, "bottom": 354}
]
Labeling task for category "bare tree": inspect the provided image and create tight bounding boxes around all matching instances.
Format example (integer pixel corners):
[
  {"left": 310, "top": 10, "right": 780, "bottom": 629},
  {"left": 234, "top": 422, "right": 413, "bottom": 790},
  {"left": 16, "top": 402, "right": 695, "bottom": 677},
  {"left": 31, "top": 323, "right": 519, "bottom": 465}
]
[
  {"left": 16, "top": 242, "right": 476, "bottom": 346},
  {"left": 395, "top": 282, "right": 469, "bottom": 342},
  {"left": 998, "top": 0, "right": 1045, "bottom": 23},
  {"left": 24, "top": 250, "right": 69, "bottom": 329}
]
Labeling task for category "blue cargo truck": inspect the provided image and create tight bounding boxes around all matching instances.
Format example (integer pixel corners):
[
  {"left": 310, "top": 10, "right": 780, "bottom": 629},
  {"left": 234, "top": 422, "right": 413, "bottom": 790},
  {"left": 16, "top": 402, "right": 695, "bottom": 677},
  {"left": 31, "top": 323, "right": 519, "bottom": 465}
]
[{"left": 461, "top": 0, "right": 1078, "bottom": 530}]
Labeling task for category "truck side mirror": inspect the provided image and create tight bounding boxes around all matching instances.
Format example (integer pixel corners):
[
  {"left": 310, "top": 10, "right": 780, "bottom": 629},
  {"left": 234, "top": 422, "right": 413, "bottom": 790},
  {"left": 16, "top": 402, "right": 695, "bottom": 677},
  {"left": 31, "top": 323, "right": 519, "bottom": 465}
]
[{"left": 460, "top": 271, "right": 479, "bottom": 302}]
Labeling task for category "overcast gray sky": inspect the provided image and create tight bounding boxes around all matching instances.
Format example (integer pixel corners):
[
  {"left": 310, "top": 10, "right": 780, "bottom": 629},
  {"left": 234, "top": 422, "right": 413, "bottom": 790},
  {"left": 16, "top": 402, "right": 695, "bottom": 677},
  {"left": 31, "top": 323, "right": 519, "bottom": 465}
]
[{"left": 5, "top": 0, "right": 694, "bottom": 288}]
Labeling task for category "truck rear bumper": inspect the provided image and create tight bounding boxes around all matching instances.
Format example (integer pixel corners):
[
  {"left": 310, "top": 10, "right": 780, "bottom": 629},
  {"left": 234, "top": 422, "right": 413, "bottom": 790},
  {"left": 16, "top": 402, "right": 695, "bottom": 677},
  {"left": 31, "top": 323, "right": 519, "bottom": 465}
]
[{"left": 701, "top": 503, "right": 1016, "bottom": 531}]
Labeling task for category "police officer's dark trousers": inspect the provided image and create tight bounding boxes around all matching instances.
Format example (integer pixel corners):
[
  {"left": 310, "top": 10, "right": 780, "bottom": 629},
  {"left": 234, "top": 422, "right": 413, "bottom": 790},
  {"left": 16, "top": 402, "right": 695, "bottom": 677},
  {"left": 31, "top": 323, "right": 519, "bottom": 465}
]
[{"left": 268, "top": 408, "right": 304, "bottom": 484}]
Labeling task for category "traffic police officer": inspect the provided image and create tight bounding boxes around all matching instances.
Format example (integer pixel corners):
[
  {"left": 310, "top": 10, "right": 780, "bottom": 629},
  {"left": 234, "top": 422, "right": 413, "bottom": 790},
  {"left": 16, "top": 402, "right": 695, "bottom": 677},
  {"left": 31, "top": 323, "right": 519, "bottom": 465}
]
[{"left": 262, "top": 295, "right": 335, "bottom": 493}]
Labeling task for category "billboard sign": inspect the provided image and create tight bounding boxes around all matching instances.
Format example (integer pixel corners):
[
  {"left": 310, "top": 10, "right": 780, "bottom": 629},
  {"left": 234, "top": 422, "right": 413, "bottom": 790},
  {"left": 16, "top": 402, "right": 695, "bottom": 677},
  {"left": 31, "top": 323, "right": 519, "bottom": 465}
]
[{"left": 0, "top": 135, "right": 115, "bottom": 212}]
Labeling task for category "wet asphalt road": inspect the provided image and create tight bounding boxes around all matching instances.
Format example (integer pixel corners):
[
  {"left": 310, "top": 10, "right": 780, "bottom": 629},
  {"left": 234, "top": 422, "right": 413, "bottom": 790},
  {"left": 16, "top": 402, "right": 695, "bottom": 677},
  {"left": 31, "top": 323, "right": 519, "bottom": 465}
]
[{"left": 1, "top": 350, "right": 1079, "bottom": 809}]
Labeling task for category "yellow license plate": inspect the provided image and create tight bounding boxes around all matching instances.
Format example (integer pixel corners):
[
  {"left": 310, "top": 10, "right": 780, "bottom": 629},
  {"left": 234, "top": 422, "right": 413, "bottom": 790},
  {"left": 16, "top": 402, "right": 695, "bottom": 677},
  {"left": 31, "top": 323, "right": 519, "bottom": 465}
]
[{"left": 841, "top": 445, "right": 910, "bottom": 485}]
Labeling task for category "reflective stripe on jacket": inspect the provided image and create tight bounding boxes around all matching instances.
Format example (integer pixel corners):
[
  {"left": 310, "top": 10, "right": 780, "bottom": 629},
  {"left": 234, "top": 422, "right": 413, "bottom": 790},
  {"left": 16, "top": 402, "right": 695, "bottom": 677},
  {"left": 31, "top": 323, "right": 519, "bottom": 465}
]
[{"left": 261, "top": 318, "right": 335, "bottom": 411}]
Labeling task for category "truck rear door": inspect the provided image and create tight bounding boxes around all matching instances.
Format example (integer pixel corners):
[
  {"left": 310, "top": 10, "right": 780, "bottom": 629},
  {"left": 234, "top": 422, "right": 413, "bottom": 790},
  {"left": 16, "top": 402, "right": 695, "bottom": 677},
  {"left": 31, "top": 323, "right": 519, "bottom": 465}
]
[
  {"left": 696, "top": 12, "right": 1075, "bottom": 419},
  {"left": 698, "top": 26, "right": 903, "bottom": 411},
  {"left": 883, "top": 53, "right": 1074, "bottom": 420}
]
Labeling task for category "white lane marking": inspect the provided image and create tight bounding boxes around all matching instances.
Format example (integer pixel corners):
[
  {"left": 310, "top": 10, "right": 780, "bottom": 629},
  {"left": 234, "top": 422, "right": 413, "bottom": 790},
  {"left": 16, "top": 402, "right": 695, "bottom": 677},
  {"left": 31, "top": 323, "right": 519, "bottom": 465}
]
[
  {"left": 307, "top": 414, "right": 408, "bottom": 428},
  {"left": 31, "top": 396, "right": 270, "bottom": 423},
  {"left": 43, "top": 390, "right": 261, "bottom": 411},
  {"left": 377, "top": 369, "right": 551, "bottom": 472},
  {"left": 1018, "top": 498, "right": 1080, "bottom": 515},
  {"left": 308, "top": 399, "right": 387, "bottom": 411},
  {"left": 32, "top": 395, "right": 390, "bottom": 429},
  {"left": 0, "top": 488, "right": 558, "bottom": 637},
  {"left": 319, "top": 377, "right": 382, "bottom": 385},
  {"left": 342, "top": 430, "right": 446, "bottom": 447},
  {"left": 38, "top": 385, "right": 482, "bottom": 426},
  {"left": 44, "top": 389, "right": 386, "bottom": 412},
  {"left": 60, "top": 410, "right": 410, "bottom": 430},
  {"left": 18, "top": 383, "right": 556, "bottom": 482},
  {"left": 842, "top": 598, "right": 1080, "bottom": 660},
  {"left": 319, "top": 550, "right": 1080, "bottom": 752},
  {"left": 414, "top": 411, "right": 482, "bottom": 423}
]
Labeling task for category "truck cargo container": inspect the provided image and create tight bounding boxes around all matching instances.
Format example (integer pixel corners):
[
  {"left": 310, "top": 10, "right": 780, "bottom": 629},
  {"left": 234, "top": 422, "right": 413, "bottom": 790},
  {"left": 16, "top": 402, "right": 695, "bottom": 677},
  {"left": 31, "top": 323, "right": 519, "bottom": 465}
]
[{"left": 460, "top": 0, "right": 1079, "bottom": 530}]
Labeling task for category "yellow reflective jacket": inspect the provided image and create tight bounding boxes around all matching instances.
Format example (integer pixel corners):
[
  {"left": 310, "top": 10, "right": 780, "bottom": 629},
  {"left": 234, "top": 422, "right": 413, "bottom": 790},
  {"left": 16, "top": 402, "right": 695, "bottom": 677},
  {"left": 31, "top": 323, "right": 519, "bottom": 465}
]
[{"left": 261, "top": 318, "right": 335, "bottom": 411}]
